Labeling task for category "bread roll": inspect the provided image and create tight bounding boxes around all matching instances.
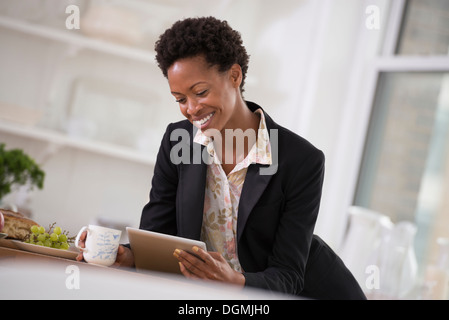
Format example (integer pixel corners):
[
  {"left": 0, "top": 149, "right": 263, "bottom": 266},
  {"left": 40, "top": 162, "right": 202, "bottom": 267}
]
[{"left": 0, "top": 209, "right": 40, "bottom": 240}]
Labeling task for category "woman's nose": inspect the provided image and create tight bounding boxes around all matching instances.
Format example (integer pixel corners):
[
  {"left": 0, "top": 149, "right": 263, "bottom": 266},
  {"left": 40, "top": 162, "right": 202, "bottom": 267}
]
[{"left": 187, "top": 99, "right": 201, "bottom": 115}]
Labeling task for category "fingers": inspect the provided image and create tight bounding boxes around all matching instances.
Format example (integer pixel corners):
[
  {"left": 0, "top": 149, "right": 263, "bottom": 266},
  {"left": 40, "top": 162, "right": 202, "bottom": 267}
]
[
  {"left": 173, "top": 247, "right": 216, "bottom": 280},
  {"left": 178, "top": 261, "right": 200, "bottom": 279},
  {"left": 114, "top": 245, "right": 129, "bottom": 264},
  {"left": 112, "top": 245, "right": 135, "bottom": 268},
  {"left": 111, "top": 245, "right": 125, "bottom": 267},
  {"left": 173, "top": 248, "right": 203, "bottom": 274},
  {"left": 77, "top": 231, "right": 87, "bottom": 248},
  {"left": 79, "top": 231, "right": 87, "bottom": 243},
  {"left": 191, "top": 246, "right": 215, "bottom": 264},
  {"left": 75, "top": 231, "right": 87, "bottom": 262}
]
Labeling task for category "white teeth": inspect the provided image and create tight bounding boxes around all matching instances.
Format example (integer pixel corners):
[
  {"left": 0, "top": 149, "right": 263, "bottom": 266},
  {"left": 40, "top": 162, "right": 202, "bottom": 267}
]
[{"left": 195, "top": 112, "right": 214, "bottom": 126}]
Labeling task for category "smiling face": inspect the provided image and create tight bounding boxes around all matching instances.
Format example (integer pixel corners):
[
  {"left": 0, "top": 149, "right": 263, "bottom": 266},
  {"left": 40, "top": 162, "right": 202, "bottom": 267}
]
[{"left": 167, "top": 55, "right": 243, "bottom": 135}]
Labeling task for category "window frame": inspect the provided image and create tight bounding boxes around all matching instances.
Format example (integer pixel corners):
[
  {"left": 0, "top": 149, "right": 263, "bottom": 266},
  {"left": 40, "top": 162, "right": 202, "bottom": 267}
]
[{"left": 331, "top": 0, "right": 449, "bottom": 248}]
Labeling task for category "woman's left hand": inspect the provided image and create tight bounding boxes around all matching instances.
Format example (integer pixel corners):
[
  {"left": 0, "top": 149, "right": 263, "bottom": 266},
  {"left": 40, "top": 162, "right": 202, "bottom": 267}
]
[{"left": 173, "top": 246, "right": 245, "bottom": 287}]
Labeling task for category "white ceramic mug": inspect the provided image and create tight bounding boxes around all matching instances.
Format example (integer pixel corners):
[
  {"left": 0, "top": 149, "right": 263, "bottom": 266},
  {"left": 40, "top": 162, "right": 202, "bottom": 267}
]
[{"left": 75, "top": 225, "right": 122, "bottom": 267}]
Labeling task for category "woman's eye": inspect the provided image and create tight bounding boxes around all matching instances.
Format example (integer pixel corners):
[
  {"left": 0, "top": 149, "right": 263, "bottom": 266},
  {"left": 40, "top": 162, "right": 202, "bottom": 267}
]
[
  {"left": 176, "top": 98, "right": 186, "bottom": 104},
  {"left": 196, "top": 89, "right": 208, "bottom": 96}
]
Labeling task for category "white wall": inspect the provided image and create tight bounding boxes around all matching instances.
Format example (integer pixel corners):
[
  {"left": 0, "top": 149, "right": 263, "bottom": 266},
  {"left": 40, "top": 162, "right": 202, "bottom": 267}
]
[
  {"left": 1, "top": 132, "right": 152, "bottom": 239},
  {"left": 308, "top": 0, "right": 390, "bottom": 248}
]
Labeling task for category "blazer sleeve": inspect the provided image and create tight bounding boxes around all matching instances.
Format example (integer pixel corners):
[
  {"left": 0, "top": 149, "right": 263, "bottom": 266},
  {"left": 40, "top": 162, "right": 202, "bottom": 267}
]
[
  {"left": 242, "top": 148, "right": 325, "bottom": 295},
  {"left": 139, "top": 123, "right": 178, "bottom": 236}
]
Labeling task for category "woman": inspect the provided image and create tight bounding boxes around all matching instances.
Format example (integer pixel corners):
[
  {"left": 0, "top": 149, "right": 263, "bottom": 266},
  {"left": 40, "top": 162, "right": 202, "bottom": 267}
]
[
  {"left": 146, "top": 16, "right": 325, "bottom": 294},
  {"left": 77, "top": 16, "right": 365, "bottom": 299}
]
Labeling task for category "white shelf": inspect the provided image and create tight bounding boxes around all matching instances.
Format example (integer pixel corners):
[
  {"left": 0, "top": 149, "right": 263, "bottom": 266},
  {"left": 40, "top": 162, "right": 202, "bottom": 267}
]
[
  {"left": 0, "top": 15, "right": 156, "bottom": 64},
  {"left": 0, "top": 120, "right": 156, "bottom": 166},
  {"left": 0, "top": 15, "right": 160, "bottom": 166}
]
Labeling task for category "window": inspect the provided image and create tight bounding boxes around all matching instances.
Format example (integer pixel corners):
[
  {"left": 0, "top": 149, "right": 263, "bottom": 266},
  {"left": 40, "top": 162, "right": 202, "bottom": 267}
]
[
  {"left": 354, "top": 0, "right": 449, "bottom": 280},
  {"left": 396, "top": 0, "right": 449, "bottom": 55},
  {"left": 355, "top": 72, "right": 449, "bottom": 266}
]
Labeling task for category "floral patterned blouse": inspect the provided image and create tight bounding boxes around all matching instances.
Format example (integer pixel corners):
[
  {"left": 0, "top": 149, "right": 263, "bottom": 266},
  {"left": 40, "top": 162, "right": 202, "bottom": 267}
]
[{"left": 193, "top": 109, "right": 272, "bottom": 272}]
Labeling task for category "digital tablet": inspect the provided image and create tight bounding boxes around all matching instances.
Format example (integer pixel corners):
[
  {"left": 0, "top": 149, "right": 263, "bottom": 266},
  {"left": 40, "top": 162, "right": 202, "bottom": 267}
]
[{"left": 126, "top": 227, "right": 207, "bottom": 274}]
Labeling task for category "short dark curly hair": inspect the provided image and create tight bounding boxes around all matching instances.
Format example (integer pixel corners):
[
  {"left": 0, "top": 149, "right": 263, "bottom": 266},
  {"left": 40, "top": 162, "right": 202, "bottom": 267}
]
[{"left": 154, "top": 16, "right": 250, "bottom": 92}]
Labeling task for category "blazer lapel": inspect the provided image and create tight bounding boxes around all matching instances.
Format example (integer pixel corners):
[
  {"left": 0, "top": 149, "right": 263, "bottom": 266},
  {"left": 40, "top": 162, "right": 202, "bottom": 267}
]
[
  {"left": 178, "top": 161, "right": 207, "bottom": 240},
  {"left": 237, "top": 163, "right": 273, "bottom": 242},
  {"left": 237, "top": 103, "right": 277, "bottom": 242},
  {"left": 177, "top": 126, "right": 207, "bottom": 240}
]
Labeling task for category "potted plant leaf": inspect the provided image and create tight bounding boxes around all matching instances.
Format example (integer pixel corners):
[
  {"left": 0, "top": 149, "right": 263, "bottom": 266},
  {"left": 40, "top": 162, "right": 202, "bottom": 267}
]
[{"left": 0, "top": 143, "right": 45, "bottom": 205}]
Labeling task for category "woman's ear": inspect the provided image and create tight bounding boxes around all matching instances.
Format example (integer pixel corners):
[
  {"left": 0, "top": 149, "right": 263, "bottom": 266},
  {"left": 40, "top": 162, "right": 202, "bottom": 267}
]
[{"left": 229, "top": 64, "right": 242, "bottom": 89}]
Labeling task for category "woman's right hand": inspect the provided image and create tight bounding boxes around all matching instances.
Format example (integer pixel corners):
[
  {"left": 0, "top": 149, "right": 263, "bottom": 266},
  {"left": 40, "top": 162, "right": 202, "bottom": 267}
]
[
  {"left": 75, "top": 230, "right": 135, "bottom": 268},
  {"left": 112, "top": 245, "right": 135, "bottom": 269},
  {"left": 75, "top": 230, "right": 87, "bottom": 262}
]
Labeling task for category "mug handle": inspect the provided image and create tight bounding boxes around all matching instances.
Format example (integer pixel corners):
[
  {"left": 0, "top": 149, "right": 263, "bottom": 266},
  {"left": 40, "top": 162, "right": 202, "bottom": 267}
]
[{"left": 75, "top": 226, "right": 89, "bottom": 252}]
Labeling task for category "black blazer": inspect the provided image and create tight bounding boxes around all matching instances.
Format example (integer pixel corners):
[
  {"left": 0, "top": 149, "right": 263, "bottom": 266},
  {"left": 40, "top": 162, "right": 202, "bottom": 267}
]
[
  {"left": 302, "top": 235, "right": 366, "bottom": 300},
  {"left": 139, "top": 101, "right": 365, "bottom": 299}
]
